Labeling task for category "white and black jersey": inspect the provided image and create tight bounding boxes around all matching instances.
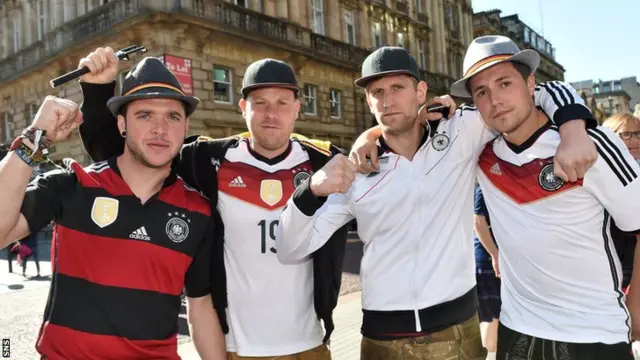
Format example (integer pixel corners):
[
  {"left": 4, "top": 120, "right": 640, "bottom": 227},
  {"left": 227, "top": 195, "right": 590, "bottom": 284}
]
[
  {"left": 477, "top": 123, "right": 640, "bottom": 344},
  {"left": 276, "top": 81, "right": 594, "bottom": 339}
]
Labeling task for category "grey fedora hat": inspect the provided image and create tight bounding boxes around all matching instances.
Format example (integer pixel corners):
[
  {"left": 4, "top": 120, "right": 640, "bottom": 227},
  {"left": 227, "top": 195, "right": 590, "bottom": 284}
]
[{"left": 451, "top": 35, "right": 540, "bottom": 98}]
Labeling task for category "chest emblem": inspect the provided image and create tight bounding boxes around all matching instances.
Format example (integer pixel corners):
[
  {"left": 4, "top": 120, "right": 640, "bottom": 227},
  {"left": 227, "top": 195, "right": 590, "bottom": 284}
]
[
  {"left": 293, "top": 171, "right": 311, "bottom": 188},
  {"left": 538, "top": 163, "right": 565, "bottom": 191},
  {"left": 432, "top": 133, "right": 450, "bottom": 151},
  {"left": 260, "top": 179, "right": 283, "bottom": 206},
  {"left": 166, "top": 213, "right": 190, "bottom": 243},
  {"left": 91, "top": 197, "right": 119, "bottom": 228}
]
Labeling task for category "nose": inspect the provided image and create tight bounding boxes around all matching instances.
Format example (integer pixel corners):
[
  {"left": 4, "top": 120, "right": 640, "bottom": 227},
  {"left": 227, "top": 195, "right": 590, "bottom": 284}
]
[
  {"left": 381, "top": 93, "right": 394, "bottom": 109},
  {"left": 150, "top": 117, "right": 169, "bottom": 136},
  {"left": 264, "top": 103, "right": 277, "bottom": 120}
]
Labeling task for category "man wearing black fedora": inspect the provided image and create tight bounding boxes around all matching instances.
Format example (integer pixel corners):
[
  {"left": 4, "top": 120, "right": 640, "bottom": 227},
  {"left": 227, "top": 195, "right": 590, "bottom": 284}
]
[
  {"left": 77, "top": 48, "right": 347, "bottom": 359},
  {"left": 0, "top": 56, "right": 226, "bottom": 359},
  {"left": 277, "top": 45, "right": 598, "bottom": 359}
]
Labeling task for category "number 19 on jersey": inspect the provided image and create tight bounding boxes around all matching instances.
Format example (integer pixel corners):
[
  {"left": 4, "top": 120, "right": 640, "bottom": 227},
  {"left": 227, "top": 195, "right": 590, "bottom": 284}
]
[{"left": 258, "top": 220, "right": 278, "bottom": 254}]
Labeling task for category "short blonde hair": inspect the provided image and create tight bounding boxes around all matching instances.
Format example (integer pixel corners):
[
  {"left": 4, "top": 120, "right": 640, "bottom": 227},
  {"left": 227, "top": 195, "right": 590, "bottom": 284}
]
[{"left": 602, "top": 113, "right": 640, "bottom": 133}]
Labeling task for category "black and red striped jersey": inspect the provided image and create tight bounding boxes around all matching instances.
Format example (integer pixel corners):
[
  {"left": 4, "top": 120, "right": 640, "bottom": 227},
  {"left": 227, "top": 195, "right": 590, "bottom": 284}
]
[{"left": 20, "top": 157, "right": 213, "bottom": 360}]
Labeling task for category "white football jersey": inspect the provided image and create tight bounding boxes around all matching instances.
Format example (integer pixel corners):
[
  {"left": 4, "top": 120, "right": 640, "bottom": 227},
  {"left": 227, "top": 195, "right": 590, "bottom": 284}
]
[
  {"left": 477, "top": 124, "right": 640, "bottom": 344},
  {"left": 218, "top": 139, "right": 323, "bottom": 356}
]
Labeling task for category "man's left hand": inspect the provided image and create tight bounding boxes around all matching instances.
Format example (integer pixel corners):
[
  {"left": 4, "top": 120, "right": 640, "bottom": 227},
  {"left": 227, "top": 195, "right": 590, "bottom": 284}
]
[
  {"left": 555, "top": 120, "right": 598, "bottom": 182},
  {"left": 418, "top": 95, "right": 456, "bottom": 123}
]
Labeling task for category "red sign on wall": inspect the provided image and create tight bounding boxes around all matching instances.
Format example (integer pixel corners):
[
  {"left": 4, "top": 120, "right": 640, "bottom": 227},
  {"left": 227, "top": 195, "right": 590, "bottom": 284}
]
[{"left": 159, "top": 55, "right": 194, "bottom": 95}]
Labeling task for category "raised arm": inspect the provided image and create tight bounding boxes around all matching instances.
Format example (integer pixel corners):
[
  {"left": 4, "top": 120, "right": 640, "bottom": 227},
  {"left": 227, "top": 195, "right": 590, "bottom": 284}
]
[
  {"left": 76, "top": 47, "right": 123, "bottom": 162},
  {"left": 0, "top": 97, "right": 81, "bottom": 248},
  {"left": 276, "top": 154, "right": 356, "bottom": 263}
]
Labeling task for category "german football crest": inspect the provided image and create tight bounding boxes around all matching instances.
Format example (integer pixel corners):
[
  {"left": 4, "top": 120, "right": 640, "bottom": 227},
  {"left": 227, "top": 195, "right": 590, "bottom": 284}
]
[
  {"left": 91, "top": 197, "right": 119, "bottom": 228},
  {"left": 432, "top": 133, "right": 450, "bottom": 151},
  {"left": 538, "top": 163, "right": 564, "bottom": 191},
  {"left": 166, "top": 217, "right": 189, "bottom": 243},
  {"left": 260, "top": 179, "right": 283, "bottom": 206},
  {"left": 293, "top": 171, "right": 311, "bottom": 188}
]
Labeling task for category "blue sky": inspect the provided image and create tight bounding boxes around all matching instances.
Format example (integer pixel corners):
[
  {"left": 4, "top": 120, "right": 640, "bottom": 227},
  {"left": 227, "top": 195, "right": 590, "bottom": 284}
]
[{"left": 472, "top": 0, "right": 639, "bottom": 83}]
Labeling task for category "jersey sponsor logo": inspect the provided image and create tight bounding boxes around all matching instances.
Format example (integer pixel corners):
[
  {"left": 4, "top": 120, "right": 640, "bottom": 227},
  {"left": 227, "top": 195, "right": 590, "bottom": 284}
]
[
  {"left": 538, "top": 163, "right": 564, "bottom": 191},
  {"left": 130, "top": 226, "right": 151, "bottom": 241},
  {"left": 91, "top": 197, "right": 119, "bottom": 228},
  {"left": 229, "top": 176, "right": 247, "bottom": 188},
  {"left": 260, "top": 179, "right": 283, "bottom": 206},
  {"left": 490, "top": 163, "right": 502, "bottom": 176},
  {"left": 293, "top": 171, "right": 311, "bottom": 188},
  {"left": 166, "top": 217, "right": 189, "bottom": 243},
  {"left": 432, "top": 133, "right": 450, "bottom": 151}
]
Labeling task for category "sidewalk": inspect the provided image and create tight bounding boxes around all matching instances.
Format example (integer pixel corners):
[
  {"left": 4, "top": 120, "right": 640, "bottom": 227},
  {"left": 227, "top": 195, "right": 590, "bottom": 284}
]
[{"left": 177, "top": 292, "right": 364, "bottom": 360}]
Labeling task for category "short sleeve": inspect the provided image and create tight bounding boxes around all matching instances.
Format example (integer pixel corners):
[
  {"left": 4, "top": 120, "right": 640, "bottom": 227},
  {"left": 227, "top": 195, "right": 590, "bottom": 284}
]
[
  {"left": 474, "top": 184, "right": 489, "bottom": 218},
  {"left": 21, "top": 168, "right": 75, "bottom": 233},
  {"left": 184, "top": 221, "right": 214, "bottom": 298},
  {"left": 583, "top": 127, "right": 640, "bottom": 232}
]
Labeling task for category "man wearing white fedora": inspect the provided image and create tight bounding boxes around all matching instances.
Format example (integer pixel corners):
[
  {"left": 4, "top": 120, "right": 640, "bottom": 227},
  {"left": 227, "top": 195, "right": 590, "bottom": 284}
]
[{"left": 454, "top": 35, "right": 640, "bottom": 359}]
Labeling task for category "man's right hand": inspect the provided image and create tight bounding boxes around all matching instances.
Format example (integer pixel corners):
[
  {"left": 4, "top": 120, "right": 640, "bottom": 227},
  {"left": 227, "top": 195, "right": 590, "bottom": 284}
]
[
  {"left": 78, "top": 47, "right": 119, "bottom": 84},
  {"left": 491, "top": 254, "right": 501, "bottom": 278},
  {"left": 31, "top": 96, "right": 83, "bottom": 143},
  {"left": 310, "top": 154, "right": 357, "bottom": 197}
]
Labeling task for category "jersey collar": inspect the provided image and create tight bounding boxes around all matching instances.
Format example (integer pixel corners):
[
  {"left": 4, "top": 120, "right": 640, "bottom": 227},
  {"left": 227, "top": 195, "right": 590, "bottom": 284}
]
[
  {"left": 378, "top": 124, "right": 431, "bottom": 155},
  {"left": 108, "top": 156, "right": 178, "bottom": 189},
  {"left": 504, "top": 120, "right": 552, "bottom": 154}
]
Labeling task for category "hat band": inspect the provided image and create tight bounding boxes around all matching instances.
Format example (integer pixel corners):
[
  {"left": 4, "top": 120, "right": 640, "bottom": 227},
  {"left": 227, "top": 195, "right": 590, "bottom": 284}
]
[
  {"left": 463, "top": 54, "right": 514, "bottom": 78},
  {"left": 124, "top": 82, "right": 185, "bottom": 96}
]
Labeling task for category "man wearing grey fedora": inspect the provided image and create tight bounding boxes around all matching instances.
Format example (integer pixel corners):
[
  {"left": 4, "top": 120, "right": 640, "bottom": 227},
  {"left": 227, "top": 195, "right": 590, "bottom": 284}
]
[
  {"left": 458, "top": 36, "right": 640, "bottom": 360},
  {"left": 276, "top": 43, "right": 597, "bottom": 359}
]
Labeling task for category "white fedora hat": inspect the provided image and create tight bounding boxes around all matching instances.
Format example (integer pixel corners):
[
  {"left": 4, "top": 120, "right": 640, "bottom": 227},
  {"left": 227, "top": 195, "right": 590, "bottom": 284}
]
[{"left": 451, "top": 35, "right": 540, "bottom": 98}]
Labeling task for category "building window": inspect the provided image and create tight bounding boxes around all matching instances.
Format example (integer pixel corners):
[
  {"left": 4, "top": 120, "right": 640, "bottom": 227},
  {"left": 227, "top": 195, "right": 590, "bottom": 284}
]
[
  {"left": 329, "top": 89, "right": 341, "bottom": 119},
  {"left": 303, "top": 84, "right": 317, "bottom": 115},
  {"left": 344, "top": 10, "right": 356, "bottom": 45},
  {"left": 213, "top": 66, "right": 233, "bottom": 103},
  {"left": 372, "top": 22, "right": 382, "bottom": 48},
  {"left": 593, "top": 85, "right": 600, "bottom": 94},
  {"left": 397, "top": 33, "right": 405, "bottom": 48},
  {"left": 418, "top": 39, "right": 426, "bottom": 69},
  {"left": 11, "top": 14, "right": 21, "bottom": 52},
  {"left": 37, "top": 0, "right": 47, "bottom": 41},
  {"left": 603, "top": 83, "right": 611, "bottom": 93},
  {"left": 311, "top": 0, "right": 325, "bottom": 35},
  {"left": 233, "top": 0, "right": 248, "bottom": 7},
  {"left": 3, "top": 113, "right": 13, "bottom": 143},
  {"left": 415, "top": 0, "right": 425, "bottom": 13}
]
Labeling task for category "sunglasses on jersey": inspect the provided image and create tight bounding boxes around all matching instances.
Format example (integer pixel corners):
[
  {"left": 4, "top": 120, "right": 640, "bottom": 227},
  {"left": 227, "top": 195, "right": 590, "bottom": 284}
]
[{"left": 618, "top": 131, "right": 640, "bottom": 140}]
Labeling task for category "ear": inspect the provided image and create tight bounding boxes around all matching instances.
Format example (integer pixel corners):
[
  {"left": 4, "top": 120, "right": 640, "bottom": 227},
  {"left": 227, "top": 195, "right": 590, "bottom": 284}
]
[
  {"left": 117, "top": 114, "right": 126, "bottom": 136},
  {"left": 417, "top": 80, "right": 428, "bottom": 105},
  {"left": 239, "top": 98, "right": 247, "bottom": 117},
  {"left": 527, "top": 74, "right": 536, "bottom": 96},
  {"left": 293, "top": 98, "right": 301, "bottom": 120}
]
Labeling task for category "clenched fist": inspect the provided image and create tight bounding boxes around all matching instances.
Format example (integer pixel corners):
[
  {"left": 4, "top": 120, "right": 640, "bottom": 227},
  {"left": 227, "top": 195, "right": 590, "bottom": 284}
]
[
  {"left": 30, "top": 96, "right": 83, "bottom": 143},
  {"left": 79, "top": 47, "right": 119, "bottom": 84},
  {"left": 310, "top": 154, "right": 357, "bottom": 197}
]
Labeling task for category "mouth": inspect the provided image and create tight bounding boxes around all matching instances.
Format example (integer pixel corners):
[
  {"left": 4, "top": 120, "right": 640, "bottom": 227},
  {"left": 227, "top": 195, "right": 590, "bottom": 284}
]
[
  {"left": 383, "top": 112, "right": 401, "bottom": 117},
  {"left": 493, "top": 109, "right": 511, "bottom": 118},
  {"left": 261, "top": 124, "right": 281, "bottom": 130},
  {"left": 146, "top": 141, "right": 170, "bottom": 151}
]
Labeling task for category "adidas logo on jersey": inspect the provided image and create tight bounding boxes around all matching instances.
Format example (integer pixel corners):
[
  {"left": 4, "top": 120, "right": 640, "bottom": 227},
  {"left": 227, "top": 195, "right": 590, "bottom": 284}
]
[
  {"left": 229, "top": 176, "right": 247, "bottom": 188},
  {"left": 130, "top": 226, "right": 150, "bottom": 241},
  {"left": 490, "top": 163, "right": 502, "bottom": 176}
]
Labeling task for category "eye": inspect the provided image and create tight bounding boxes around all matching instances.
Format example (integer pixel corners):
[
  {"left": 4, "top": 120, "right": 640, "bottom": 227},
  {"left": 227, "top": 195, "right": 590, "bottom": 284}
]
[
  {"left": 169, "top": 115, "right": 181, "bottom": 121},
  {"left": 475, "top": 89, "right": 486, "bottom": 98},
  {"left": 137, "top": 114, "right": 150, "bottom": 120},
  {"left": 392, "top": 84, "right": 403, "bottom": 91},
  {"left": 501, "top": 81, "right": 512, "bottom": 88}
]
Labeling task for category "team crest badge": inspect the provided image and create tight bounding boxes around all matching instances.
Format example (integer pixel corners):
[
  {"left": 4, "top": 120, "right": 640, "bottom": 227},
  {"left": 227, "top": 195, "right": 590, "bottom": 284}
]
[
  {"left": 91, "top": 197, "right": 119, "bottom": 228},
  {"left": 260, "top": 179, "right": 283, "bottom": 206},
  {"left": 166, "top": 216, "right": 189, "bottom": 243},
  {"left": 538, "top": 163, "right": 564, "bottom": 191},
  {"left": 293, "top": 171, "right": 311, "bottom": 188},
  {"left": 432, "top": 133, "right": 450, "bottom": 151}
]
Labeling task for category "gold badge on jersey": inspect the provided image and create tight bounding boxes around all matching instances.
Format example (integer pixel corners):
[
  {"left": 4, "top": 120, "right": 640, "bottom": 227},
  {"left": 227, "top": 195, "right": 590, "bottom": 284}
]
[
  {"left": 91, "top": 197, "right": 119, "bottom": 228},
  {"left": 260, "top": 180, "right": 283, "bottom": 206}
]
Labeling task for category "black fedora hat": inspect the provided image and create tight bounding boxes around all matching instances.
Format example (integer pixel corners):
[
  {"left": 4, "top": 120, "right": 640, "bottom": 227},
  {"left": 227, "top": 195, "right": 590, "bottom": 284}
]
[
  {"left": 355, "top": 46, "right": 421, "bottom": 88},
  {"left": 241, "top": 58, "right": 299, "bottom": 98},
  {"left": 106, "top": 57, "right": 200, "bottom": 117}
]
